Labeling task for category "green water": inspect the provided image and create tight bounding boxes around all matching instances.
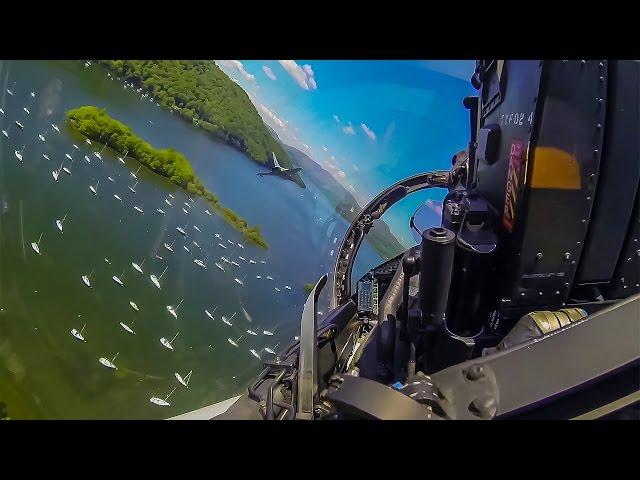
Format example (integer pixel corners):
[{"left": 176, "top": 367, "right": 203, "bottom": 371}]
[{"left": 0, "top": 60, "right": 384, "bottom": 419}]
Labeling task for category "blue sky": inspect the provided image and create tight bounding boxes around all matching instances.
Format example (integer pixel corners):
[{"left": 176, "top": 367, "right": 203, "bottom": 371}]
[{"left": 216, "top": 60, "right": 476, "bottom": 245}]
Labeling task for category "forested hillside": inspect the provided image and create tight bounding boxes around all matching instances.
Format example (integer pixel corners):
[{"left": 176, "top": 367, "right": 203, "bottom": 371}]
[
  {"left": 67, "top": 105, "right": 268, "bottom": 248},
  {"left": 99, "top": 60, "right": 294, "bottom": 171}
]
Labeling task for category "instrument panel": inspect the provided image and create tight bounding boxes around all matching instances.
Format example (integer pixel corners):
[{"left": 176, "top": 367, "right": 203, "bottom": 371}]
[{"left": 356, "top": 253, "right": 405, "bottom": 318}]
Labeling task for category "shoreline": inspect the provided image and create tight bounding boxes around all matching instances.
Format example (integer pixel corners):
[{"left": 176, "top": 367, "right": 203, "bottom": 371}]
[
  {"left": 66, "top": 105, "right": 268, "bottom": 249},
  {"left": 96, "top": 60, "right": 305, "bottom": 188}
]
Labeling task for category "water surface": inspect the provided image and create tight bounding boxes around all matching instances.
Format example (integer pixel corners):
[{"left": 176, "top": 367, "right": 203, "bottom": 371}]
[{"left": 0, "top": 60, "right": 383, "bottom": 419}]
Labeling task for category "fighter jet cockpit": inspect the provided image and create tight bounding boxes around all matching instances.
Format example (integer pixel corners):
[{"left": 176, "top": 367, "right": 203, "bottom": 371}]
[
  {"left": 0, "top": 59, "right": 637, "bottom": 421},
  {"left": 214, "top": 60, "right": 640, "bottom": 421}
]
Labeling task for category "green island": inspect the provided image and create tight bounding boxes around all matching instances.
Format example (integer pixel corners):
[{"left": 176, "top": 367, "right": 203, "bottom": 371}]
[
  {"left": 66, "top": 105, "right": 268, "bottom": 248},
  {"left": 304, "top": 283, "right": 315, "bottom": 294},
  {"left": 97, "top": 60, "right": 304, "bottom": 188}
]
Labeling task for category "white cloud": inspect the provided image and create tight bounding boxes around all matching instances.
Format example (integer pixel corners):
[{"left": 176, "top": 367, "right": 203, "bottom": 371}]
[
  {"left": 321, "top": 157, "right": 366, "bottom": 203},
  {"left": 426, "top": 200, "right": 443, "bottom": 217},
  {"left": 321, "top": 146, "right": 328, "bottom": 152},
  {"left": 322, "top": 157, "right": 347, "bottom": 182},
  {"left": 218, "top": 60, "right": 255, "bottom": 83},
  {"left": 278, "top": 60, "right": 318, "bottom": 90},
  {"left": 302, "top": 143, "right": 311, "bottom": 151},
  {"left": 333, "top": 114, "right": 341, "bottom": 123},
  {"left": 258, "top": 103, "right": 286, "bottom": 129},
  {"left": 360, "top": 123, "right": 376, "bottom": 141},
  {"left": 262, "top": 65, "right": 277, "bottom": 81},
  {"left": 342, "top": 123, "right": 356, "bottom": 135}
]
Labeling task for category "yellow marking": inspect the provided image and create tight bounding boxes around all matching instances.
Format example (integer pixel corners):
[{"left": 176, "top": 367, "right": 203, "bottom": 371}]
[{"left": 531, "top": 146, "right": 581, "bottom": 190}]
